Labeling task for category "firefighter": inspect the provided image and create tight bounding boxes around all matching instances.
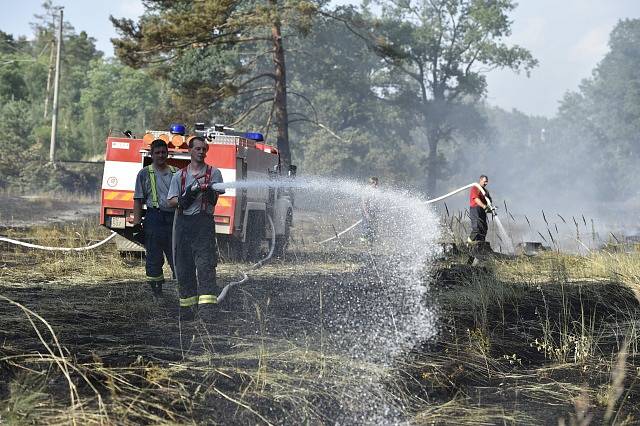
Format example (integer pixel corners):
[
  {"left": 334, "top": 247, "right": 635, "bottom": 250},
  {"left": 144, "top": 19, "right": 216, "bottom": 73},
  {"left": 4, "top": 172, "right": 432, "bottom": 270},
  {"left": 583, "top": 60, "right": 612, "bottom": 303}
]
[
  {"left": 167, "top": 137, "right": 225, "bottom": 322},
  {"left": 361, "top": 176, "right": 379, "bottom": 244},
  {"left": 468, "top": 174, "right": 494, "bottom": 244},
  {"left": 128, "top": 139, "right": 177, "bottom": 297}
]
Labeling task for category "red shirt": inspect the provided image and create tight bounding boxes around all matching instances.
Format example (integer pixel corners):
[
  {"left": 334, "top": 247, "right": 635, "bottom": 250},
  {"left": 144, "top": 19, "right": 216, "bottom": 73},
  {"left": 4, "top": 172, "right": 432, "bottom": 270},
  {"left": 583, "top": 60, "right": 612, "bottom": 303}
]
[{"left": 469, "top": 185, "right": 487, "bottom": 207}]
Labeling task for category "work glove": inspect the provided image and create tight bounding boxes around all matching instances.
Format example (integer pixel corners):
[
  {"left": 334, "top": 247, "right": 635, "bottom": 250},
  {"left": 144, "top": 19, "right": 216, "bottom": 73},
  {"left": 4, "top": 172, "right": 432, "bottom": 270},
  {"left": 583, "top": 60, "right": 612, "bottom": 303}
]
[
  {"left": 178, "top": 182, "right": 199, "bottom": 209},
  {"left": 132, "top": 224, "right": 145, "bottom": 244},
  {"left": 484, "top": 205, "right": 495, "bottom": 214},
  {"left": 202, "top": 181, "right": 220, "bottom": 205},
  {"left": 207, "top": 180, "right": 225, "bottom": 194}
]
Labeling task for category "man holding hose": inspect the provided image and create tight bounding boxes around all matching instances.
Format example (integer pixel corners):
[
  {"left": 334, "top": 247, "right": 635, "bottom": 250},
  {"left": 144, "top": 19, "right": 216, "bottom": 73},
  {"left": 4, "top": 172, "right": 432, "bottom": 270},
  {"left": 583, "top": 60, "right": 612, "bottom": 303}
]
[
  {"left": 468, "top": 174, "right": 495, "bottom": 244},
  {"left": 167, "top": 137, "right": 225, "bottom": 322}
]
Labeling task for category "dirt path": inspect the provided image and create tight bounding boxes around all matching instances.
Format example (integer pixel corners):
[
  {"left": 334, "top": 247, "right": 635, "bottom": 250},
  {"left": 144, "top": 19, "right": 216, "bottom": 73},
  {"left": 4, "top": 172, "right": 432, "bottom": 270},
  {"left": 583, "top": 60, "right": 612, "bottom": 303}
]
[{"left": 0, "top": 194, "right": 98, "bottom": 228}]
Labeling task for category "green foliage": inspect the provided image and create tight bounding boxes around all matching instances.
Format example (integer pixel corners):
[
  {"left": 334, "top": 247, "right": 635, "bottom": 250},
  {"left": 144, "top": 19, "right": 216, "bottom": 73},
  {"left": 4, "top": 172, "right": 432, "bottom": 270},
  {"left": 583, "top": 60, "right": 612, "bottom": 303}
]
[
  {"left": 281, "top": 11, "right": 417, "bottom": 180},
  {"left": 3, "top": 1, "right": 639, "bottom": 205},
  {"left": 111, "top": 0, "right": 319, "bottom": 164},
  {"left": 357, "top": 0, "right": 537, "bottom": 192},
  {"left": 80, "top": 59, "right": 161, "bottom": 152},
  {"left": 553, "top": 18, "right": 640, "bottom": 201},
  {"left": 0, "top": 6, "right": 161, "bottom": 192}
]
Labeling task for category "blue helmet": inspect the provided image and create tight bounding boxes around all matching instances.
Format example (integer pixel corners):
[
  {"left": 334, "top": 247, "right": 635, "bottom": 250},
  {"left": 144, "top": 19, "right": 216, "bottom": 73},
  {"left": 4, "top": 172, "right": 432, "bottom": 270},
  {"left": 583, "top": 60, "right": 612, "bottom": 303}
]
[{"left": 169, "top": 123, "right": 186, "bottom": 135}]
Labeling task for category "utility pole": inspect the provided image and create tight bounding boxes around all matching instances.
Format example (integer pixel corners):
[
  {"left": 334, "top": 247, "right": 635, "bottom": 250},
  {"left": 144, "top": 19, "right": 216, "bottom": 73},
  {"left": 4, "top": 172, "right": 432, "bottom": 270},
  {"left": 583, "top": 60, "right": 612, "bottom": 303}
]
[
  {"left": 49, "top": 8, "right": 63, "bottom": 164},
  {"left": 43, "top": 36, "right": 55, "bottom": 119}
]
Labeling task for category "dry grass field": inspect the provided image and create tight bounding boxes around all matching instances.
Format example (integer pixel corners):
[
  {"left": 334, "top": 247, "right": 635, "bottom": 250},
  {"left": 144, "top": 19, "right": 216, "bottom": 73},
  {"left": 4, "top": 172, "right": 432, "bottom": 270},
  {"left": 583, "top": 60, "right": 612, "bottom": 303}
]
[{"left": 1, "top": 202, "right": 640, "bottom": 424}]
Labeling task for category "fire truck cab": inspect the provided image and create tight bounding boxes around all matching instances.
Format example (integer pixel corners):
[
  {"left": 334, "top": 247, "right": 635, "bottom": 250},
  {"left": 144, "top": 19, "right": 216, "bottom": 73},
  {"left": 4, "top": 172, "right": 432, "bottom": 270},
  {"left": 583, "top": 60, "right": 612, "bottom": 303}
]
[{"left": 100, "top": 123, "right": 295, "bottom": 261}]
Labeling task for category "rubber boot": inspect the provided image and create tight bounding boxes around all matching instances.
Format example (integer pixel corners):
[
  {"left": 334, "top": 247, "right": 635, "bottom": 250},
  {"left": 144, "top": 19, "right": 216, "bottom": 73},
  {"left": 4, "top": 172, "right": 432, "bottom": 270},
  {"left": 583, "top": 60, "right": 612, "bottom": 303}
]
[
  {"left": 198, "top": 304, "right": 218, "bottom": 323},
  {"left": 179, "top": 306, "right": 197, "bottom": 322},
  {"left": 154, "top": 282, "right": 163, "bottom": 297}
]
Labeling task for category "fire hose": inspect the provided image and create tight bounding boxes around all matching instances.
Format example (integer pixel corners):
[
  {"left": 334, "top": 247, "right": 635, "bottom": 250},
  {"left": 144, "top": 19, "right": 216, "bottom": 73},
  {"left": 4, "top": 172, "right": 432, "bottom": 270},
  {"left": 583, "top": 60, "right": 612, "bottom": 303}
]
[
  {"left": 217, "top": 215, "right": 275, "bottom": 303},
  {"left": 319, "top": 182, "right": 494, "bottom": 244},
  {"left": 170, "top": 206, "right": 276, "bottom": 303},
  {"left": 0, "top": 181, "right": 490, "bottom": 296},
  {"left": 0, "top": 232, "right": 117, "bottom": 251}
]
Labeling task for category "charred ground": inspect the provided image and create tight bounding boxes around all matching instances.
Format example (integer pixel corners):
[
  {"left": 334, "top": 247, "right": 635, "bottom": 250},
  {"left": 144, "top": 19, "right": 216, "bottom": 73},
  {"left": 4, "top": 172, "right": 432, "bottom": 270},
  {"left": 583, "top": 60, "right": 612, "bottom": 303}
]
[{"left": 1, "top": 207, "right": 640, "bottom": 424}]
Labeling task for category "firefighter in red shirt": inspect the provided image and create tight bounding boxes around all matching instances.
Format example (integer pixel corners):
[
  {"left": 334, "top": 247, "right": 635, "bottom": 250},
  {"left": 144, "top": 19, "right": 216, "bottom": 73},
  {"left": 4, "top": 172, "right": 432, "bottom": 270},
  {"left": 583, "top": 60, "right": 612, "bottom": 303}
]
[{"left": 468, "top": 175, "right": 494, "bottom": 243}]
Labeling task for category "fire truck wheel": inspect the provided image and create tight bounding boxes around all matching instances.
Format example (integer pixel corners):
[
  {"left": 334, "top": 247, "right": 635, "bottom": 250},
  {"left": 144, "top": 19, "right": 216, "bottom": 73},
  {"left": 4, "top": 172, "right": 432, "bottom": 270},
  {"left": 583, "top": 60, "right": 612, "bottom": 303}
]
[
  {"left": 228, "top": 238, "right": 248, "bottom": 262},
  {"left": 246, "top": 212, "right": 264, "bottom": 262},
  {"left": 272, "top": 209, "right": 292, "bottom": 258}
]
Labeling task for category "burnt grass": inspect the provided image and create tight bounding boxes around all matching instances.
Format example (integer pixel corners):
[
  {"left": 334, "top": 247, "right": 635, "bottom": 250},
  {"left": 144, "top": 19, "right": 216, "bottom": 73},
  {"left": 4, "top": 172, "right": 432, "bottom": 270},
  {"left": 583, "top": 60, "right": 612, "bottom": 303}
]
[
  {"left": 0, "top": 247, "right": 416, "bottom": 424},
  {"left": 389, "top": 261, "right": 640, "bottom": 424},
  {"left": 2, "top": 244, "right": 640, "bottom": 424}
]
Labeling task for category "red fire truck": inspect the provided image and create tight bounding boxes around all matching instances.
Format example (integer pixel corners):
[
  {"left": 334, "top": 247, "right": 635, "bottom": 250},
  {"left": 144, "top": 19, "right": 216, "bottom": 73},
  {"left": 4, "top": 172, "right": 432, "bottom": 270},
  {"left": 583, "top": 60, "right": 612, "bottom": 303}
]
[{"left": 100, "top": 124, "right": 295, "bottom": 260}]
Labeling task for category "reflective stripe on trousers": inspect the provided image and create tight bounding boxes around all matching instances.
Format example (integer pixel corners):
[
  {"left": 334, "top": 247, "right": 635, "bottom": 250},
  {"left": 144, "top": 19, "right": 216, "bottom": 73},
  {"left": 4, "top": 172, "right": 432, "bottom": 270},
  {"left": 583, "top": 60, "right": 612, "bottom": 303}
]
[
  {"left": 146, "top": 274, "right": 164, "bottom": 282},
  {"left": 179, "top": 294, "right": 218, "bottom": 307}
]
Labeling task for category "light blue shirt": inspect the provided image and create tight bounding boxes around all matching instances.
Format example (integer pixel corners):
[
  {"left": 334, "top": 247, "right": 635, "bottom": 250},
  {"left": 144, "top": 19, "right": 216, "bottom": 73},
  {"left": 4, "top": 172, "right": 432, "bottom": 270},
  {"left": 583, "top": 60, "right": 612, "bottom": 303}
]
[{"left": 167, "top": 165, "right": 225, "bottom": 215}]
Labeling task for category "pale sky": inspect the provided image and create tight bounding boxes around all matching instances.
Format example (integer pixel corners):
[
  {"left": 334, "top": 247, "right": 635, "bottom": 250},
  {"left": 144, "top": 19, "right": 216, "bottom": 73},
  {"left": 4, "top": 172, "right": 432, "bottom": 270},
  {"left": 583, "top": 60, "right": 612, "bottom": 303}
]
[{"left": 2, "top": 0, "right": 639, "bottom": 117}]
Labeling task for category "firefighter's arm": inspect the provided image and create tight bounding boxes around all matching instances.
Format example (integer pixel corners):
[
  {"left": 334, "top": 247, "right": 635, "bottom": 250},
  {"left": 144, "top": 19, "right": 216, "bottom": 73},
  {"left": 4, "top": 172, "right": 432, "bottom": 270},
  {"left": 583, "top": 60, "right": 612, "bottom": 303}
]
[
  {"left": 205, "top": 191, "right": 219, "bottom": 206},
  {"left": 475, "top": 197, "right": 494, "bottom": 213},
  {"left": 204, "top": 169, "right": 224, "bottom": 204},
  {"left": 177, "top": 183, "right": 200, "bottom": 209},
  {"left": 207, "top": 169, "right": 226, "bottom": 194},
  {"left": 129, "top": 199, "right": 143, "bottom": 225},
  {"left": 129, "top": 171, "right": 145, "bottom": 224}
]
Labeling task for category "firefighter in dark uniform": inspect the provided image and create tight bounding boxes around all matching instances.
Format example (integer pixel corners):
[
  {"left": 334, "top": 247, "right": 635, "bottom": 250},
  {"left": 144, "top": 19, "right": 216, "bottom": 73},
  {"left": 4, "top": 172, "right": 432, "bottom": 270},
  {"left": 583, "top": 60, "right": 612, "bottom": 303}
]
[
  {"left": 468, "top": 174, "right": 494, "bottom": 243},
  {"left": 362, "top": 176, "right": 379, "bottom": 244},
  {"left": 167, "top": 137, "right": 225, "bottom": 322},
  {"left": 129, "top": 139, "right": 177, "bottom": 297}
]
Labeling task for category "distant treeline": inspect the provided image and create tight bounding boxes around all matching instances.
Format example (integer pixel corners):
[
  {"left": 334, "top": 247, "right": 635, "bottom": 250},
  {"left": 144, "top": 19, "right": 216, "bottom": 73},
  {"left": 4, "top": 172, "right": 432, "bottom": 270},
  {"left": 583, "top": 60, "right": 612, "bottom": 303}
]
[{"left": 1, "top": 1, "right": 638, "bottom": 206}]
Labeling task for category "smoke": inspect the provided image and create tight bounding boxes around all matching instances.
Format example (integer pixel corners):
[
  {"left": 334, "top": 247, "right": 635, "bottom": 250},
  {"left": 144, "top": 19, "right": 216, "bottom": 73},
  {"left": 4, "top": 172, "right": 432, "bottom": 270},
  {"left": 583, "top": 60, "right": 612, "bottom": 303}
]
[{"left": 435, "top": 103, "right": 640, "bottom": 251}]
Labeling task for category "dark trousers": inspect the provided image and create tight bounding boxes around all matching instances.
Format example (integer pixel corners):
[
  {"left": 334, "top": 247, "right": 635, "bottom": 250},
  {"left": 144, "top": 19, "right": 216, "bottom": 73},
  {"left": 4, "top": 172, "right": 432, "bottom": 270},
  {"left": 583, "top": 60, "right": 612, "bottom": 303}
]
[
  {"left": 469, "top": 206, "right": 488, "bottom": 242},
  {"left": 175, "top": 212, "right": 218, "bottom": 308},
  {"left": 362, "top": 214, "right": 377, "bottom": 243},
  {"left": 144, "top": 209, "right": 175, "bottom": 283}
]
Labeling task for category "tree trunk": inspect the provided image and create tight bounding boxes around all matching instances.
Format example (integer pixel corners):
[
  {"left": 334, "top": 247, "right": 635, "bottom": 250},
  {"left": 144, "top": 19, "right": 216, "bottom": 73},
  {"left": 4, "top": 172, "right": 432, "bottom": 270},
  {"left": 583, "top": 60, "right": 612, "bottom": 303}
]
[
  {"left": 426, "top": 126, "right": 439, "bottom": 196},
  {"left": 425, "top": 94, "right": 447, "bottom": 196},
  {"left": 270, "top": 0, "right": 291, "bottom": 167}
]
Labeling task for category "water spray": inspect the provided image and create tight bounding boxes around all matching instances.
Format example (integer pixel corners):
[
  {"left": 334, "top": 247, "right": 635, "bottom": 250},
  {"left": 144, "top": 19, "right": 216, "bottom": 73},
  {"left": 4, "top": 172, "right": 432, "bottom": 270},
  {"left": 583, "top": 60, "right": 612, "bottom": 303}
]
[
  {"left": 318, "top": 181, "right": 509, "bottom": 246},
  {"left": 0, "top": 181, "right": 508, "bottom": 257}
]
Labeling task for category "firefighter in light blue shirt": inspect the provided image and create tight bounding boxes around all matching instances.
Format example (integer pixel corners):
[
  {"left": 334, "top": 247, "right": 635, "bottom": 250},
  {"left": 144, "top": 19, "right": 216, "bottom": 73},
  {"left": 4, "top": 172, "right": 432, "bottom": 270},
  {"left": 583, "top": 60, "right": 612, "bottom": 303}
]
[{"left": 129, "top": 139, "right": 177, "bottom": 297}]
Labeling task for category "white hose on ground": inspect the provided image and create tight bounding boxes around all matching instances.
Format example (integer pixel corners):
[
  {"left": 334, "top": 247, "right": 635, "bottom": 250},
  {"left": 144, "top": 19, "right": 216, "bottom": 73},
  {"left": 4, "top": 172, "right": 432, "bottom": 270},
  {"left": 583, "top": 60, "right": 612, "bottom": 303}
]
[
  {"left": 317, "top": 219, "right": 363, "bottom": 244},
  {"left": 217, "top": 214, "right": 276, "bottom": 303},
  {"left": 0, "top": 232, "right": 117, "bottom": 252},
  {"left": 319, "top": 182, "right": 489, "bottom": 244}
]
